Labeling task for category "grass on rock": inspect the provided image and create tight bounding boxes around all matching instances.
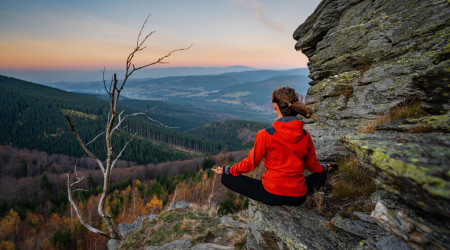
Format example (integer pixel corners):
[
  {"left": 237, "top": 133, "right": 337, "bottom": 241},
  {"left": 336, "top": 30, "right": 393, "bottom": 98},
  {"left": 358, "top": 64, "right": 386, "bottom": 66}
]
[
  {"left": 359, "top": 101, "right": 427, "bottom": 133},
  {"left": 303, "top": 157, "right": 378, "bottom": 220}
]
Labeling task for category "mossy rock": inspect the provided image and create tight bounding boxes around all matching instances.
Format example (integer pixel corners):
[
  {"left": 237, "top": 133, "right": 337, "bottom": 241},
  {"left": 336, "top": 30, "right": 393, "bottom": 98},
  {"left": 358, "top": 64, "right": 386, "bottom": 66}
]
[
  {"left": 341, "top": 132, "right": 450, "bottom": 217},
  {"left": 375, "top": 113, "right": 450, "bottom": 133},
  {"left": 246, "top": 201, "right": 361, "bottom": 249}
]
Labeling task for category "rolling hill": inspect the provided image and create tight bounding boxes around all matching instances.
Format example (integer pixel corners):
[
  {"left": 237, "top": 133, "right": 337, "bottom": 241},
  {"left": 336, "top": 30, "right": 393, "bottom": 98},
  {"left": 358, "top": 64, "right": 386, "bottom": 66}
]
[
  {"left": 186, "top": 120, "right": 270, "bottom": 151},
  {"left": 0, "top": 75, "right": 277, "bottom": 165},
  {"left": 43, "top": 68, "right": 310, "bottom": 123},
  {"left": 0, "top": 75, "right": 221, "bottom": 164}
]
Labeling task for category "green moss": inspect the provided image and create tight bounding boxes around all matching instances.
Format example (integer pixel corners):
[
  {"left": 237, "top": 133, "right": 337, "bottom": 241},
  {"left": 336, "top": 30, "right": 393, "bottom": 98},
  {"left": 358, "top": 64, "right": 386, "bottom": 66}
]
[
  {"left": 388, "top": 75, "right": 412, "bottom": 90},
  {"left": 285, "top": 237, "right": 305, "bottom": 250},
  {"left": 407, "top": 113, "right": 450, "bottom": 132},
  {"left": 343, "top": 135, "right": 450, "bottom": 199}
]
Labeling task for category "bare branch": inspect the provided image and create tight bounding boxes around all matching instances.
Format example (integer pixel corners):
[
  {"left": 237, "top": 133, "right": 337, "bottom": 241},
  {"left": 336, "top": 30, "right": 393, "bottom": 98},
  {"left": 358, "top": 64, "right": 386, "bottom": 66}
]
[
  {"left": 67, "top": 173, "right": 109, "bottom": 238},
  {"left": 111, "top": 107, "right": 178, "bottom": 134},
  {"left": 110, "top": 110, "right": 126, "bottom": 135},
  {"left": 70, "top": 176, "right": 85, "bottom": 187},
  {"left": 86, "top": 131, "right": 105, "bottom": 146},
  {"left": 72, "top": 189, "right": 88, "bottom": 192},
  {"left": 110, "top": 75, "right": 114, "bottom": 95},
  {"left": 127, "top": 44, "right": 193, "bottom": 82},
  {"left": 70, "top": 161, "right": 86, "bottom": 187},
  {"left": 142, "top": 112, "right": 179, "bottom": 129},
  {"left": 136, "top": 14, "right": 152, "bottom": 50},
  {"left": 111, "top": 132, "right": 136, "bottom": 170},
  {"left": 102, "top": 68, "right": 111, "bottom": 95},
  {"left": 65, "top": 115, "right": 106, "bottom": 173}
]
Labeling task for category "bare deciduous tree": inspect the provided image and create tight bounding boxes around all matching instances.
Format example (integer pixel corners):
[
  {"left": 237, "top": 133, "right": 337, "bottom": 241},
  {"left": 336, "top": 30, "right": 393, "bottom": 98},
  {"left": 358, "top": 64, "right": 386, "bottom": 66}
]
[{"left": 65, "top": 16, "right": 191, "bottom": 239}]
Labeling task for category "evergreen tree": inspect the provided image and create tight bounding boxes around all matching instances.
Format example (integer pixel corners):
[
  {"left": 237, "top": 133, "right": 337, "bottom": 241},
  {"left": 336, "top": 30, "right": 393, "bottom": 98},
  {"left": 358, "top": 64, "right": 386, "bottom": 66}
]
[{"left": 40, "top": 174, "right": 52, "bottom": 192}]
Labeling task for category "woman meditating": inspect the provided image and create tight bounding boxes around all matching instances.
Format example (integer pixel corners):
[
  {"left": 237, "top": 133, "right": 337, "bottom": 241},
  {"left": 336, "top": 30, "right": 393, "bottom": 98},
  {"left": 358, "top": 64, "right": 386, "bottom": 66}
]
[{"left": 212, "top": 86, "right": 331, "bottom": 206}]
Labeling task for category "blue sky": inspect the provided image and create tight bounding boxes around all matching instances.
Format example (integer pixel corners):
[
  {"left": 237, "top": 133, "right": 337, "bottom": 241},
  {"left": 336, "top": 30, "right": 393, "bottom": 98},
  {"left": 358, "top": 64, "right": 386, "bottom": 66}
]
[{"left": 0, "top": 0, "right": 321, "bottom": 70}]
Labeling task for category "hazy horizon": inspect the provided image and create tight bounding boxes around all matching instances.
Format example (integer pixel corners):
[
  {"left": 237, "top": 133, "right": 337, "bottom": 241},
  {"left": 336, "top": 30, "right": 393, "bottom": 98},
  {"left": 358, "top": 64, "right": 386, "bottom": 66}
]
[
  {"left": 0, "top": 65, "right": 309, "bottom": 83},
  {"left": 0, "top": 0, "right": 321, "bottom": 75}
]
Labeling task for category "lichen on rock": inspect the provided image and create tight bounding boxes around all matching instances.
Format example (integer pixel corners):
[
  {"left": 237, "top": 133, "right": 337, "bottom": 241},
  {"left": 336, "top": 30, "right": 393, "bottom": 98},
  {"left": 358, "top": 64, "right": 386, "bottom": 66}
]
[
  {"left": 341, "top": 132, "right": 450, "bottom": 217},
  {"left": 293, "top": 0, "right": 449, "bottom": 161}
]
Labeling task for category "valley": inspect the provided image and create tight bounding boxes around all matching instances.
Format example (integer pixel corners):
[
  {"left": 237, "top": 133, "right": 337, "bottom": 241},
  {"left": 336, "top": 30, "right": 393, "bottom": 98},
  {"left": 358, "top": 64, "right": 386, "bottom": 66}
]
[{"left": 0, "top": 67, "right": 309, "bottom": 249}]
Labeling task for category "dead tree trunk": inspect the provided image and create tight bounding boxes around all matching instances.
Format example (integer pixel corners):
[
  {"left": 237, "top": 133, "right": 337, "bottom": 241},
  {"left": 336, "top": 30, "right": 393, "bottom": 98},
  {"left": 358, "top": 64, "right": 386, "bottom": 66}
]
[{"left": 65, "top": 15, "right": 191, "bottom": 239}]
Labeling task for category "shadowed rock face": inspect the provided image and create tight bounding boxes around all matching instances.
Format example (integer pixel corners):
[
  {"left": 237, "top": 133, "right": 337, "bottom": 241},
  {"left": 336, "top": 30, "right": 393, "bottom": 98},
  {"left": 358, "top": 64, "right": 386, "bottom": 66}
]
[{"left": 293, "top": 0, "right": 449, "bottom": 161}]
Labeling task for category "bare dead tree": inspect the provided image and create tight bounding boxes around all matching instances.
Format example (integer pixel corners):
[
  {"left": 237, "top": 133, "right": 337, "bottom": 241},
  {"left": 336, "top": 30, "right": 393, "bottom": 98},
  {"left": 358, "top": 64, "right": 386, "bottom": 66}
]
[{"left": 65, "top": 15, "right": 191, "bottom": 239}]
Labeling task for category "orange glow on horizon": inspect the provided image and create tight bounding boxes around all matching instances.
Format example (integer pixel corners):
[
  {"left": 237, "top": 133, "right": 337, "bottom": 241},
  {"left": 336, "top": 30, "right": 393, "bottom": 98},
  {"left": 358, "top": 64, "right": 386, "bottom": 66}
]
[{"left": 0, "top": 51, "right": 309, "bottom": 70}]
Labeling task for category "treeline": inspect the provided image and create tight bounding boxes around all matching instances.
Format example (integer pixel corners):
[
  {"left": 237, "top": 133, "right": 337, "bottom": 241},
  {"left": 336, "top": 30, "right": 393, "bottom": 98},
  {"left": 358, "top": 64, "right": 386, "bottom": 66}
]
[
  {"left": 124, "top": 119, "right": 221, "bottom": 153},
  {"left": 0, "top": 145, "right": 249, "bottom": 205},
  {"left": 186, "top": 120, "right": 270, "bottom": 151},
  {"left": 0, "top": 75, "right": 224, "bottom": 164}
]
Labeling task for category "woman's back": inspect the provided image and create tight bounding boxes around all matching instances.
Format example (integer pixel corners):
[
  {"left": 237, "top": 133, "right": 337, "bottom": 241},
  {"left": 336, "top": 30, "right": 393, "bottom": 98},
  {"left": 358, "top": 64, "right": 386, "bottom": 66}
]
[{"left": 263, "top": 116, "right": 323, "bottom": 197}]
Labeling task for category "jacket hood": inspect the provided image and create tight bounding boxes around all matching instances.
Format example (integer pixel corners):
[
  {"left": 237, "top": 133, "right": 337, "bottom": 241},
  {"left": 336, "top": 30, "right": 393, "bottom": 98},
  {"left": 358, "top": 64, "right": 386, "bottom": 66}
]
[{"left": 272, "top": 116, "right": 305, "bottom": 143}]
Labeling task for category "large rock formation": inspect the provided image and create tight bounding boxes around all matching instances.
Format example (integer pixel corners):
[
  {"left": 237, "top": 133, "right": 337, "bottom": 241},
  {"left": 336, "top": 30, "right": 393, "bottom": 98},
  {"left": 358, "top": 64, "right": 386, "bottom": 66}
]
[
  {"left": 247, "top": 0, "right": 449, "bottom": 249},
  {"left": 294, "top": 0, "right": 449, "bottom": 161}
]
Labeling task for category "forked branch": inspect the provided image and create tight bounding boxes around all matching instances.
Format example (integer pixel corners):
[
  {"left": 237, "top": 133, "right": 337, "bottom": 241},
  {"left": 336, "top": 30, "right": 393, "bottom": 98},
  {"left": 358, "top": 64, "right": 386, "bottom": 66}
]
[
  {"left": 65, "top": 115, "right": 106, "bottom": 173},
  {"left": 67, "top": 173, "right": 108, "bottom": 237}
]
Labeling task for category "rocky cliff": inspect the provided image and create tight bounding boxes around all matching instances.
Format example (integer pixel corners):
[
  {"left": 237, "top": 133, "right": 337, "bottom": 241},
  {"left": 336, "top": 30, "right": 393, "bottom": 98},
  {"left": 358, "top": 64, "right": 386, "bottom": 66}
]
[
  {"left": 247, "top": 0, "right": 449, "bottom": 249},
  {"left": 295, "top": 0, "right": 449, "bottom": 161}
]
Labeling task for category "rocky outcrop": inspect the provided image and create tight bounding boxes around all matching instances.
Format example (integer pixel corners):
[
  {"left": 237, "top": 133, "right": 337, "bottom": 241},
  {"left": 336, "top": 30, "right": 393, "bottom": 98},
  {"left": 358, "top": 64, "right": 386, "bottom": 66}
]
[
  {"left": 118, "top": 201, "right": 245, "bottom": 249},
  {"left": 370, "top": 191, "right": 450, "bottom": 249},
  {"left": 167, "top": 201, "right": 194, "bottom": 211},
  {"left": 246, "top": 0, "right": 449, "bottom": 249},
  {"left": 293, "top": 0, "right": 449, "bottom": 161},
  {"left": 341, "top": 131, "right": 450, "bottom": 217},
  {"left": 220, "top": 216, "right": 247, "bottom": 229},
  {"left": 340, "top": 122, "right": 450, "bottom": 249},
  {"left": 246, "top": 201, "right": 362, "bottom": 249},
  {"left": 118, "top": 214, "right": 158, "bottom": 238}
]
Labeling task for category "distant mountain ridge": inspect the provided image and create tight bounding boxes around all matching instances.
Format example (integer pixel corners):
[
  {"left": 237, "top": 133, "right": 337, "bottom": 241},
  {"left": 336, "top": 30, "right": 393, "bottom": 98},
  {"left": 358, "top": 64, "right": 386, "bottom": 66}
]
[
  {"left": 42, "top": 68, "right": 310, "bottom": 123},
  {"left": 0, "top": 65, "right": 257, "bottom": 83}
]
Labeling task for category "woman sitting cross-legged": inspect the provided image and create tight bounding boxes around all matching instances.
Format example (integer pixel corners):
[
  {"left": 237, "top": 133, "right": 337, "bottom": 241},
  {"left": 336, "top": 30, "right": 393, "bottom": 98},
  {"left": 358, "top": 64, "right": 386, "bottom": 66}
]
[{"left": 212, "top": 86, "right": 331, "bottom": 206}]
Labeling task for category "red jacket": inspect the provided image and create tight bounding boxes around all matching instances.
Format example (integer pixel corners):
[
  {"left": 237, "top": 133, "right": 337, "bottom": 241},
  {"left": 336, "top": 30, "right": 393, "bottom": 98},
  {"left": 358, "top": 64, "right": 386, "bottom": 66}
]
[{"left": 228, "top": 116, "right": 323, "bottom": 197}]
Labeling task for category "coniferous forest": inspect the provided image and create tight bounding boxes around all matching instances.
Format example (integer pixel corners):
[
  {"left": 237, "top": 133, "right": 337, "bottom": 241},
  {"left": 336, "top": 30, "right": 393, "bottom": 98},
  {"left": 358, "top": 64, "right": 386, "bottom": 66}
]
[{"left": 0, "top": 75, "right": 265, "bottom": 163}]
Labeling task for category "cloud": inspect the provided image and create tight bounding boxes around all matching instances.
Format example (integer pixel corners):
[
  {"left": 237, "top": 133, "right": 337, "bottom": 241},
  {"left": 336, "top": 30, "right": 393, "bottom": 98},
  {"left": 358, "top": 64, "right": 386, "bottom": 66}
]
[{"left": 232, "top": 0, "right": 288, "bottom": 35}]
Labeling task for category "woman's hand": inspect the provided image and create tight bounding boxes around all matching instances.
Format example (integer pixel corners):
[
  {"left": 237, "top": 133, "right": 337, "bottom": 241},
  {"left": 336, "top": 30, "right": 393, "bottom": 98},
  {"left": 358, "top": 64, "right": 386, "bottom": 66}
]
[{"left": 211, "top": 166, "right": 223, "bottom": 175}]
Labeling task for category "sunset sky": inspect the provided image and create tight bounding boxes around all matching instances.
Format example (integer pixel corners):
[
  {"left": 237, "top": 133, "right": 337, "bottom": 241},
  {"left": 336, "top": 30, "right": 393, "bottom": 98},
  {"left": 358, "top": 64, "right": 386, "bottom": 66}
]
[{"left": 0, "top": 0, "right": 320, "bottom": 74}]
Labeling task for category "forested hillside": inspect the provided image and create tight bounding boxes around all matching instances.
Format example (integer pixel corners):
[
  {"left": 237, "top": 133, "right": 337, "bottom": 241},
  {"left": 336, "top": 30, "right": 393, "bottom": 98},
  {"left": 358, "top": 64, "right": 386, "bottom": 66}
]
[
  {"left": 119, "top": 99, "right": 215, "bottom": 131},
  {"left": 186, "top": 120, "right": 270, "bottom": 150},
  {"left": 0, "top": 75, "right": 222, "bottom": 164}
]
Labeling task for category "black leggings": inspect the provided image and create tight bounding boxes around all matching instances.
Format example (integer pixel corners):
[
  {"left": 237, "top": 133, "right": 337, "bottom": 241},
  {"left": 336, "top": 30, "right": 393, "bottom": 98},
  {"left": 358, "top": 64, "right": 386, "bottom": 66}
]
[{"left": 221, "top": 172, "right": 327, "bottom": 206}]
